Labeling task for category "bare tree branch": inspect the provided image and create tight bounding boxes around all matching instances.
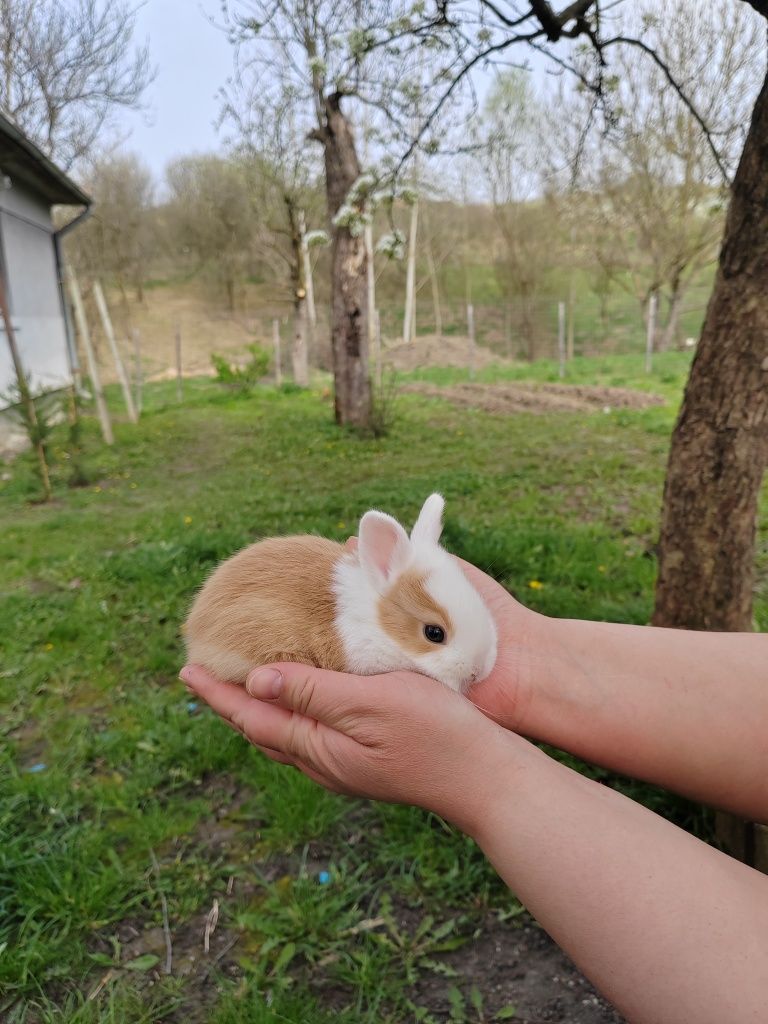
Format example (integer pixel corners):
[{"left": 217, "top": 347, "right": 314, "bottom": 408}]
[{"left": 598, "top": 34, "right": 730, "bottom": 182}]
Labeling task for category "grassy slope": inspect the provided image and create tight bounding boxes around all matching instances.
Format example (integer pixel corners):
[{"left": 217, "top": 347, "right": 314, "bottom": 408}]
[{"left": 1, "top": 354, "right": 766, "bottom": 1022}]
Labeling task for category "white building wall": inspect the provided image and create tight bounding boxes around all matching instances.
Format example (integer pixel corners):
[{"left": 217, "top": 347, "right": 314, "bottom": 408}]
[{"left": 0, "top": 180, "right": 71, "bottom": 400}]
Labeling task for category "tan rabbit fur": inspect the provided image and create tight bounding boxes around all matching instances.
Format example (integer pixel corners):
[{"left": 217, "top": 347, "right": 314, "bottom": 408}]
[{"left": 184, "top": 535, "right": 347, "bottom": 683}]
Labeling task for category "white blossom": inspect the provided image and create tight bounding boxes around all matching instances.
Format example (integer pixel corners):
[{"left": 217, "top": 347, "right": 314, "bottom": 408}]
[
  {"left": 304, "top": 229, "right": 330, "bottom": 248},
  {"left": 376, "top": 230, "right": 406, "bottom": 260}
]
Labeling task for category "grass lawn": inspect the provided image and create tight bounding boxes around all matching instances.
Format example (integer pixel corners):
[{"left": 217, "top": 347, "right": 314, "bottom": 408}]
[{"left": 1, "top": 352, "right": 766, "bottom": 1023}]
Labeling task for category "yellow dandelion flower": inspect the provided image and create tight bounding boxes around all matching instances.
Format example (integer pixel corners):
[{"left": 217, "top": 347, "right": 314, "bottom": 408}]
[
  {"left": 598, "top": 565, "right": 606, "bottom": 573},
  {"left": 92, "top": 485, "right": 102, "bottom": 493},
  {"left": 528, "top": 580, "right": 544, "bottom": 590},
  {"left": 337, "top": 521, "right": 346, "bottom": 530},
  {"left": 44, "top": 642, "right": 54, "bottom": 651},
  {"left": 184, "top": 515, "right": 193, "bottom": 525}
]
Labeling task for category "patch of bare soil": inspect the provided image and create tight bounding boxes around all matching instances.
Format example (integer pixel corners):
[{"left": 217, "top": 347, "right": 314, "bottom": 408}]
[
  {"left": 85, "top": 281, "right": 286, "bottom": 386},
  {"left": 412, "top": 919, "right": 625, "bottom": 1024},
  {"left": 403, "top": 380, "right": 665, "bottom": 415},
  {"left": 384, "top": 335, "right": 508, "bottom": 372},
  {"left": 78, "top": 776, "right": 625, "bottom": 1023}
]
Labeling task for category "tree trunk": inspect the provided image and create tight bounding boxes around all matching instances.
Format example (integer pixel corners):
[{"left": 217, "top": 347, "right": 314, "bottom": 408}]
[
  {"left": 287, "top": 201, "right": 309, "bottom": 388},
  {"left": 653, "top": 66, "right": 768, "bottom": 633},
  {"left": 291, "top": 294, "right": 309, "bottom": 387},
  {"left": 320, "top": 92, "right": 371, "bottom": 429},
  {"left": 658, "top": 277, "right": 686, "bottom": 353}
]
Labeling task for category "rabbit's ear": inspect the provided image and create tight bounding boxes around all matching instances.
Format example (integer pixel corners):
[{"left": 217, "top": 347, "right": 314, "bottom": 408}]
[
  {"left": 358, "top": 510, "right": 411, "bottom": 587},
  {"left": 410, "top": 493, "right": 445, "bottom": 546}
]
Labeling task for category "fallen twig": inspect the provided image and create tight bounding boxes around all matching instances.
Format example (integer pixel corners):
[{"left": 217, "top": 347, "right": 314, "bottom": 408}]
[
  {"left": 87, "top": 968, "right": 115, "bottom": 1001},
  {"left": 200, "top": 933, "right": 239, "bottom": 982},
  {"left": 150, "top": 849, "right": 173, "bottom": 975},
  {"left": 203, "top": 898, "right": 220, "bottom": 954}
]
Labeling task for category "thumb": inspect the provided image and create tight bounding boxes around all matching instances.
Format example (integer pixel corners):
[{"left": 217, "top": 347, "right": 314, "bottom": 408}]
[{"left": 245, "top": 662, "right": 401, "bottom": 729}]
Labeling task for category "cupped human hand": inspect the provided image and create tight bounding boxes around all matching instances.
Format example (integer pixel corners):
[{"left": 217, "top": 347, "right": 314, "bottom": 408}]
[
  {"left": 455, "top": 558, "right": 545, "bottom": 732},
  {"left": 180, "top": 661, "right": 513, "bottom": 836}
]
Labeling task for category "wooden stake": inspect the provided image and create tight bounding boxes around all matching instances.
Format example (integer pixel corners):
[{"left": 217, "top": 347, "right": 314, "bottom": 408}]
[
  {"left": 92, "top": 280, "right": 137, "bottom": 423},
  {"left": 273, "top": 318, "right": 282, "bottom": 386},
  {"left": 645, "top": 292, "right": 658, "bottom": 373},
  {"left": 567, "top": 225, "right": 576, "bottom": 361},
  {"left": 467, "top": 303, "right": 476, "bottom": 381},
  {"left": 175, "top": 323, "right": 183, "bottom": 402},
  {"left": 133, "top": 328, "right": 142, "bottom": 416},
  {"left": 65, "top": 266, "right": 114, "bottom": 445},
  {"left": 558, "top": 300, "right": 566, "bottom": 379},
  {"left": 0, "top": 273, "right": 51, "bottom": 499},
  {"left": 374, "top": 308, "right": 382, "bottom": 389}
]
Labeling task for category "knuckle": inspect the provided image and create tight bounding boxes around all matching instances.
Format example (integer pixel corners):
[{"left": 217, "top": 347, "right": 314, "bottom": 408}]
[
  {"left": 291, "top": 671, "right": 318, "bottom": 717},
  {"left": 228, "top": 708, "right": 248, "bottom": 737},
  {"left": 286, "top": 713, "right": 325, "bottom": 772}
]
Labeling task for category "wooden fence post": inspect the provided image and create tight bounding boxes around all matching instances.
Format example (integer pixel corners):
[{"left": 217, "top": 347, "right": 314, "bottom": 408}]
[
  {"left": 273, "top": 318, "right": 282, "bottom": 387},
  {"left": 133, "top": 328, "right": 143, "bottom": 416},
  {"left": 504, "top": 306, "right": 512, "bottom": 358},
  {"left": 558, "top": 300, "right": 566, "bottom": 379},
  {"left": 374, "top": 308, "right": 382, "bottom": 389},
  {"left": 175, "top": 323, "right": 183, "bottom": 402},
  {"left": 645, "top": 292, "right": 658, "bottom": 373},
  {"left": 467, "top": 303, "right": 476, "bottom": 381},
  {"left": 65, "top": 266, "right": 114, "bottom": 445},
  {"left": 92, "top": 280, "right": 137, "bottom": 422}
]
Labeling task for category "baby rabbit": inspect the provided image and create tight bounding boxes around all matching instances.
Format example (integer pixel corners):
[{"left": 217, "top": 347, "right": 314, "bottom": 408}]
[{"left": 184, "top": 494, "right": 497, "bottom": 693}]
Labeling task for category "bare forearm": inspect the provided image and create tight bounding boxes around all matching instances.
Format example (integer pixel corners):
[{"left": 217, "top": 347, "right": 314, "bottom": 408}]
[
  {"left": 512, "top": 614, "right": 768, "bottom": 820},
  {"left": 469, "top": 737, "right": 768, "bottom": 1024}
]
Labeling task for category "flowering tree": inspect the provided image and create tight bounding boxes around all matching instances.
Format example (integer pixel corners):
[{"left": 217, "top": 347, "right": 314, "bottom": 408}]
[{"left": 222, "top": 1, "right": 449, "bottom": 427}]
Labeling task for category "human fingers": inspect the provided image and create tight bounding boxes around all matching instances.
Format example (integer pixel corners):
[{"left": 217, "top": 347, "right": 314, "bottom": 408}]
[
  {"left": 181, "top": 666, "right": 365, "bottom": 796},
  {"left": 181, "top": 664, "right": 308, "bottom": 750},
  {"left": 243, "top": 662, "right": 420, "bottom": 734}
]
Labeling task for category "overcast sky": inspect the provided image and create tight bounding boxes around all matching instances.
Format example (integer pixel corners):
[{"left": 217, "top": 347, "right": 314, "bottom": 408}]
[{"left": 113, "top": 1, "right": 231, "bottom": 180}]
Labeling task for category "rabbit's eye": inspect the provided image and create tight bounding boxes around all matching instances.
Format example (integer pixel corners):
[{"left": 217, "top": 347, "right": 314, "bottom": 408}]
[{"left": 424, "top": 624, "right": 445, "bottom": 644}]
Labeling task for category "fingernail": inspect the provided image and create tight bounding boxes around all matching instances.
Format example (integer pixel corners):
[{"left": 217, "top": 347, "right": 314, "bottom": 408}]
[
  {"left": 179, "top": 665, "right": 194, "bottom": 684},
  {"left": 246, "top": 667, "right": 283, "bottom": 699}
]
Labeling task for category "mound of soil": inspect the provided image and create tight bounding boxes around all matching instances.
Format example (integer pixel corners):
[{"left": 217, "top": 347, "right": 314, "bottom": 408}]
[
  {"left": 384, "top": 334, "right": 506, "bottom": 372},
  {"left": 402, "top": 380, "right": 665, "bottom": 415}
]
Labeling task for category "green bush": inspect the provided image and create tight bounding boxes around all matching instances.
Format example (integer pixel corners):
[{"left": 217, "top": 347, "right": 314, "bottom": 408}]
[{"left": 211, "top": 343, "right": 271, "bottom": 391}]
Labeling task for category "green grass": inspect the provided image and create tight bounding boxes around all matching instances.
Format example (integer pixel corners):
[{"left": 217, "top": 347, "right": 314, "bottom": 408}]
[
  {"left": 1, "top": 352, "right": 766, "bottom": 1022},
  {"left": 402, "top": 348, "right": 694, "bottom": 401}
]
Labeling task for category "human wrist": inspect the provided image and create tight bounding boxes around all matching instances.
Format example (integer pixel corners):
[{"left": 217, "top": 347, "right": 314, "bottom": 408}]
[
  {"left": 441, "top": 723, "right": 535, "bottom": 841},
  {"left": 508, "top": 610, "right": 596, "bottom": 741}
]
